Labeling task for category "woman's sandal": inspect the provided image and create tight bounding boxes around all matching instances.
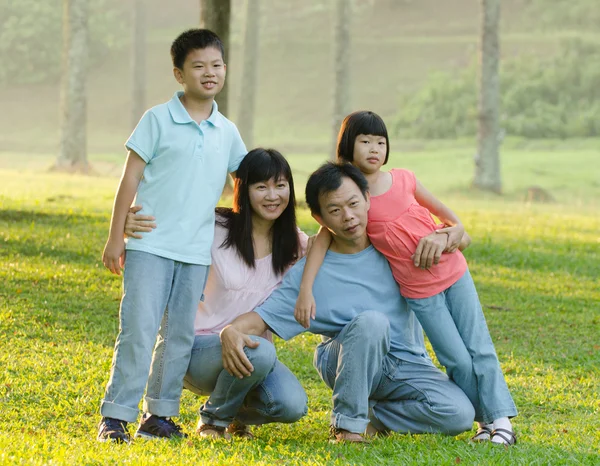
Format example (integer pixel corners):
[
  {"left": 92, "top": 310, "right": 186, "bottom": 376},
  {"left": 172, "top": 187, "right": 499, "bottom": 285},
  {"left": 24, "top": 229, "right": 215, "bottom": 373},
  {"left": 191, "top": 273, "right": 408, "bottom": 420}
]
[
  {"left": 491, "top": 428, "right": 517, "bottom": 446},
  {"left": 471, "top": 426, "right": 493, "bottom": 442}
]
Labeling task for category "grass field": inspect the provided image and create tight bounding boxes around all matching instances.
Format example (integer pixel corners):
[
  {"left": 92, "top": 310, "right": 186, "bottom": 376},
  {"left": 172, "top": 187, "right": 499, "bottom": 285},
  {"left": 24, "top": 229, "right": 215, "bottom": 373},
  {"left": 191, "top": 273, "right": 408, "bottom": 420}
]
[{"left": 1, "top": 149, "right": 599, "bottom": 464}]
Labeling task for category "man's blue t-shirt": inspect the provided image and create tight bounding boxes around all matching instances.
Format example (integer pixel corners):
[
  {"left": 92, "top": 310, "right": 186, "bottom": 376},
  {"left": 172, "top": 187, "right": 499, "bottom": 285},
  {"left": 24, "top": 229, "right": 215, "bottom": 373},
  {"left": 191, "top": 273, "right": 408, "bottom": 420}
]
[{"left": 256, "top": 245, "right": 433, "bottom": 366}]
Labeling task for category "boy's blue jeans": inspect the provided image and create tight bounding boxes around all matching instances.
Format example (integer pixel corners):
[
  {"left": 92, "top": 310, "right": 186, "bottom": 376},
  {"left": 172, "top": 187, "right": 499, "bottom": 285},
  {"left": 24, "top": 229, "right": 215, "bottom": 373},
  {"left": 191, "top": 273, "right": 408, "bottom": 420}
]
[
  {"left": 100, "top": 250, "right": 209, "bottom": 423},
  {"left": 184, "top": 334, "right": 308, "bottom": 427},
  {"left": 314, "top": 311, "right": 475, "bottom": 435},
  {"left": 405, "top": 269, "right": 518, "bottom": 423}
]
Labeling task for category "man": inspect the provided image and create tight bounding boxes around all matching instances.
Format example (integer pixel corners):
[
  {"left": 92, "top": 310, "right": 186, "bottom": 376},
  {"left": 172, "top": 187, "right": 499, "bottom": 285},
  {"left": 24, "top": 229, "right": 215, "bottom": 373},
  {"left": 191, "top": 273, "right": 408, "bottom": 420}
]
[{"left": 220, "top": 162, "right": 475, "bottom": 443}]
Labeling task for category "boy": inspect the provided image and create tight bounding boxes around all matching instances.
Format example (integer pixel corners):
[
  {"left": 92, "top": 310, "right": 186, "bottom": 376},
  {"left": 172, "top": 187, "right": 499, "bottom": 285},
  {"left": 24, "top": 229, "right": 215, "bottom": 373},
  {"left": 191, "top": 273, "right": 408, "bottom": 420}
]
[{"left": 97, "top": 29, "right": 247, "bottom": 443}]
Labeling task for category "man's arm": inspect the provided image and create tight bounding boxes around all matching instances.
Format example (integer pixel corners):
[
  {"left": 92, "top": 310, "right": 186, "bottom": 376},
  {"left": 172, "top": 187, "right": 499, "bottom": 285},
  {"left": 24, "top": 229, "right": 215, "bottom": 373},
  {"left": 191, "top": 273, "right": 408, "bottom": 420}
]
[{"left": 220, "top": 311, "right": 269, "bottom": 379}]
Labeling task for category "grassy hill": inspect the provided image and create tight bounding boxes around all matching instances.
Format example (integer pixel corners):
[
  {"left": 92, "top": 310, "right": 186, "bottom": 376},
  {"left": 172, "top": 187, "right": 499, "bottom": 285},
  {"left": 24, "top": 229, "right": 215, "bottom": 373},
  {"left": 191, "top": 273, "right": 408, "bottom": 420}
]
[{"left": 0, "top": 157, "right": 599, "bottom": 463}]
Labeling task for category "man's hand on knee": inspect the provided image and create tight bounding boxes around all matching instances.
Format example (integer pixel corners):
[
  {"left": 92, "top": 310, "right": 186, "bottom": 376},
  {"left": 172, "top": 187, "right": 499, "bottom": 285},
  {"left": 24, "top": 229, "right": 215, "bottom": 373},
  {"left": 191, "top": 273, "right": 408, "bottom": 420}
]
[{"left": 220, "top": 326, "right": 260, "bottom": 379}]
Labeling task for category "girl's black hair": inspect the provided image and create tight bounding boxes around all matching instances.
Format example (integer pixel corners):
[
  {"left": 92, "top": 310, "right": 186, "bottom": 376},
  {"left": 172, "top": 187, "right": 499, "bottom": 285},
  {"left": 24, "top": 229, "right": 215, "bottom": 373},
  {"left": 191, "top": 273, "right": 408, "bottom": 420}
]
[
  {"left": 336, "top": 110, "right": 390, "bottom": 164},
  {"left": 216, "top": 148, "right": 300, "bottom": 275}
]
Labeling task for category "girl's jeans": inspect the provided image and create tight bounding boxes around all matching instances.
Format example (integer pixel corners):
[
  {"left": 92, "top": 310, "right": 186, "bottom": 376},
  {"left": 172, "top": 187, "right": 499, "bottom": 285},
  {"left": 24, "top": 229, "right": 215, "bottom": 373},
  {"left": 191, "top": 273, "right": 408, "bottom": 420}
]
[{"left": 405, "top": 269, "right": 518, "bottom": 423}]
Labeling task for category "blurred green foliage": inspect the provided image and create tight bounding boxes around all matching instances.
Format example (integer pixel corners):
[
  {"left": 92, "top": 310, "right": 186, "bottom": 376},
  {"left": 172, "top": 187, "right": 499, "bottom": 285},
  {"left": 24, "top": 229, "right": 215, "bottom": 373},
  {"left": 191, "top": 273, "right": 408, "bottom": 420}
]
[
  {"left": 0, "top": 0, "right": 126, "bottom": 85},
  {"left": 524, "top": 0, "right": 600, "bottom": 31},
  {"left": 395, "top": 39, "right": 600, "bottom": 139}
]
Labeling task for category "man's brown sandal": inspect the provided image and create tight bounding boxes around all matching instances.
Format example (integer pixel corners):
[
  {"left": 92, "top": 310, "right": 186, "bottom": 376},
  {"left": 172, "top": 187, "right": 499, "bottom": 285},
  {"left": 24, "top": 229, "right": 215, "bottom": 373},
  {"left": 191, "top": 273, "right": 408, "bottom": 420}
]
[
  {"left": 329, "top": 426, "right": 369, "bottom": 444},
  {"left": 196, "top": 423, "right": 231, "bottom": 440},
  {"left": 226, "top": 421, "right": 254, "bottom": 439}
]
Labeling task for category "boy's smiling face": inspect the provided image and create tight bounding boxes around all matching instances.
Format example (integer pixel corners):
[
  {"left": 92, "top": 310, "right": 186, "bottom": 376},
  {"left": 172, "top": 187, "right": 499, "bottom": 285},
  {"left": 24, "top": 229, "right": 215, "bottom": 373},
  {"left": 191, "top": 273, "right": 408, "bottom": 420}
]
[{"left": 174, "top": 46, "right": 226, "bottom": 101}]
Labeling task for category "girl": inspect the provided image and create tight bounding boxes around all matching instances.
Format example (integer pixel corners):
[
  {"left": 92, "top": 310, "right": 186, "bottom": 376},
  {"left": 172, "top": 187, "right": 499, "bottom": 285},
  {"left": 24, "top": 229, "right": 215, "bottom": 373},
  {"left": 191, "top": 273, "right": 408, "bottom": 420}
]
[{"left": 295, "top": 111, "right": 517, "bottom": 445}]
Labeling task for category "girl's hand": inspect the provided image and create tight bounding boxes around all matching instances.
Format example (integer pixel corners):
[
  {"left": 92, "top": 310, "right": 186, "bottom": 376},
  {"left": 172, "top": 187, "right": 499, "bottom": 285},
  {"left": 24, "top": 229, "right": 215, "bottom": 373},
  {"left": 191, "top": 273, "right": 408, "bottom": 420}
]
[
  {"left": 412, "top": 232, "right": 447, "bottom": 269},
  {"left": 102, "top": 237, "right": 125, "bottom": 275},
  {"left": 436, "top": 224, "right": 464, "bottom": 253},
  {"left": 294, "top": 288, "right": 316, "bottom": 329},
  {"left": 125, "top": 205, "right": 156, "bottom": 239}
]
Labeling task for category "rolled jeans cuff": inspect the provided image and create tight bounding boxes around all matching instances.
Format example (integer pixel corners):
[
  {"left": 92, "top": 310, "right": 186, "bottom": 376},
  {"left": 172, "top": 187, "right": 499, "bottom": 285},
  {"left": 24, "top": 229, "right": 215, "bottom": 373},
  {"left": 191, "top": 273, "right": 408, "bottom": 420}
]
[
  {"left": 332, "top": 411, "right": 369, "bottom": 434},
  {"left": 199, "top": 414, "right": 231, "bottom": 429},
  {"left": 100, "top": 400, "right": 139, "bottom": 424},
  {"left": 144, "top": 396, "right": 180, "bottom": 418}
]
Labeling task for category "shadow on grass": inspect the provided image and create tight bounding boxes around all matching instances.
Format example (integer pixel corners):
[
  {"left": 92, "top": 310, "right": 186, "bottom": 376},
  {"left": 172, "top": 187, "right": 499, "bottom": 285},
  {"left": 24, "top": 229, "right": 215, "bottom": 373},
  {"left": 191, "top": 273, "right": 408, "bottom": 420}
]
[{"left": 1, "top": 208, "right": 107, "bottom": 265}]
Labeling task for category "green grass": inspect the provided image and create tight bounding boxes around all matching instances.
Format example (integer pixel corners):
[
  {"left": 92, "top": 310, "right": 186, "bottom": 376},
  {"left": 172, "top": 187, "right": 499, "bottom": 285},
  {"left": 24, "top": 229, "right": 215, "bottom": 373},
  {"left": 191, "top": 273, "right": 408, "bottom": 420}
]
[{"left": 1, "top": 150, "right": 599, "bottom": 464}]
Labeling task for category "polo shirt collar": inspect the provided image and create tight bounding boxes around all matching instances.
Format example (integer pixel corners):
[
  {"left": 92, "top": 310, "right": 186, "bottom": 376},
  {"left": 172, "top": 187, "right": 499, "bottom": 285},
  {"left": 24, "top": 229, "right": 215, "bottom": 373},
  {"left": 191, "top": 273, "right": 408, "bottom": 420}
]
[{"left": 168, "top": 91, "right": 222, "bottom": 127}]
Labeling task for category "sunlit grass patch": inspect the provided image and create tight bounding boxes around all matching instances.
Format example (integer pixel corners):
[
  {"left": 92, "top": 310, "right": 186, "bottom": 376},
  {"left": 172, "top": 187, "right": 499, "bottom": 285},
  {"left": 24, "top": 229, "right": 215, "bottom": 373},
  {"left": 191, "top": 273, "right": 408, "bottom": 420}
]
[{"left": 1, "top": 161, "right": 599, "bottom": 464}]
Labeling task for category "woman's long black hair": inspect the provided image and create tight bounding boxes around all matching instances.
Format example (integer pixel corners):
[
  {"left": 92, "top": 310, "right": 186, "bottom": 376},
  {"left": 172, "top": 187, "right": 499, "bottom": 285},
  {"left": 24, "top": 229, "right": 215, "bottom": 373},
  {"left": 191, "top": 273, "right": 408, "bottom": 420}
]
[{"left": 216, "top": 148, "right": 300, "bottom": 275}]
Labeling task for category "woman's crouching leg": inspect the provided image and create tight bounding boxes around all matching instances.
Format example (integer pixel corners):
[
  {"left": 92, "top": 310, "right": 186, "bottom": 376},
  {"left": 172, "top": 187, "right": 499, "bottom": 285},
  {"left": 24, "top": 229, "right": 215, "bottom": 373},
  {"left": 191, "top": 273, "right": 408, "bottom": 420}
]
[
  {"left": 199, "top": 337, "right": 277, "bottom": 427},
  {"left": 236, "top": 360, "right": 308, "bottom": 425}
]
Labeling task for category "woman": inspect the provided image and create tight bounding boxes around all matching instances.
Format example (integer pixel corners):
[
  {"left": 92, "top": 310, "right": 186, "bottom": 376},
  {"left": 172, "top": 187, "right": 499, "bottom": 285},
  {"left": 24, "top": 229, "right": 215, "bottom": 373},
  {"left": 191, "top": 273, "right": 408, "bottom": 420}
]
[{"left": 126, "top": 148, "right": 309, "bottom": 439}]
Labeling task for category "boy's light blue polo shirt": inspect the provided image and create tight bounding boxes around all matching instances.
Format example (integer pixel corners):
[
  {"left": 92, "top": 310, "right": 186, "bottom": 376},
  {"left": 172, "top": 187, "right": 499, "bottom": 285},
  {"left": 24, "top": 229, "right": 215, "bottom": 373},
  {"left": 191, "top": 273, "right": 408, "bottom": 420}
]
[{"left": 125, "top": 91, "right": 247, "bottom": 265}]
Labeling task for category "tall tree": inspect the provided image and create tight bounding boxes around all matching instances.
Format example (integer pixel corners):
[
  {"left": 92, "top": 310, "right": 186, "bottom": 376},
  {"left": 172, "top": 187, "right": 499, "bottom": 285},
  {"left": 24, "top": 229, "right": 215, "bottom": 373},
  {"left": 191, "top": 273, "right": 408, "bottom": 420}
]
[
  {"left": 200, "top": 0, "right": 231, "bottom": 117},
  {"left": 473, "top": 0, "right": 501, "bottom": 193},
  {"left": 237, "top": 0, "right": 260, "bottom": 148},
  {"left": 55, "top": 0, "right": 89, "bottom": 173},
  {"left": 131, "top": 0, "right": 147, "bottom": 130},
  {"left": 331, "top": 0, "right": 351, "bottom": 160}
]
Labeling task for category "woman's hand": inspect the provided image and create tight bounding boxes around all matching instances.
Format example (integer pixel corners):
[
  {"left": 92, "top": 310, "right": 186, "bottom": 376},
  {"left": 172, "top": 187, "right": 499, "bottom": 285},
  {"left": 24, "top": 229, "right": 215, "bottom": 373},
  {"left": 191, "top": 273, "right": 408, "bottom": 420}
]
[
  {"left": 294, "top": 288, "right": 316, "bottom": 329},
  {"left": 125, "top": 205, "right": 156, "bottom": 239},
  {"left": 220, "top": 326, "right": 260, "bottom": 379},
  {"left": 436, "top": 223, "right": 464, "bottom": 253}
]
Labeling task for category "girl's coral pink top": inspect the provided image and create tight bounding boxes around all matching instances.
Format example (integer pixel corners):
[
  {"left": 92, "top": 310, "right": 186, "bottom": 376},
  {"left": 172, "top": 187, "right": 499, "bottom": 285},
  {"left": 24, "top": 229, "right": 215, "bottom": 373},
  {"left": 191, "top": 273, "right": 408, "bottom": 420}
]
[{"left": 367, "top": 169, "right": 467, "bottom": 299}]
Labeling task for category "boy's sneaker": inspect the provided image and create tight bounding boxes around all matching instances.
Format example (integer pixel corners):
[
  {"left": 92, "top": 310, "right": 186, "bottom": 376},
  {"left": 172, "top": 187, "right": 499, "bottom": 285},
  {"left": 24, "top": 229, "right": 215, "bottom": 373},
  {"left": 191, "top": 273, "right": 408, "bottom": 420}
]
[
  {"left": 97, "top": 417, "right": 130, "bottom": 444},
  {"left": 135, "top": 414, "right": 187, "bottom": 440}
]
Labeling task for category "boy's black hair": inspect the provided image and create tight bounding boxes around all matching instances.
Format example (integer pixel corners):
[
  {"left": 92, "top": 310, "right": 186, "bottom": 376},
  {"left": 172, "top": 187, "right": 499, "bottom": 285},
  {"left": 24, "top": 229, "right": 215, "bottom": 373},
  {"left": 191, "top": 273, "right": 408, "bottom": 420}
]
[
  {"left": 170, "top": 29, "right": 225, "bottom": 69},
  {"left": 216, "top": 148, "right": 300, "bottom": 276},
  {"left": 305, "top": 162, "right": 369, "bottom": 216},
  {"left": 336, "top": 110, "right": 390, "bottom": 164}
]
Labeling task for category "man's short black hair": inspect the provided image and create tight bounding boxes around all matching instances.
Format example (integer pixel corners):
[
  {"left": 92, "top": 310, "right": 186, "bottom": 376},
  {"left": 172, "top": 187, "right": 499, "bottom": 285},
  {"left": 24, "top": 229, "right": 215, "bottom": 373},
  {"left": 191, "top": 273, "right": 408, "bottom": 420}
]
[
  {"left": 170, "top": 29, "right": 225, "bottom": 69},
  {"left": 305, "top": 162, "right": 369, "bottom": 216},
  {"left": 336, "top": 110, "right": 390, "bottom": 164}
]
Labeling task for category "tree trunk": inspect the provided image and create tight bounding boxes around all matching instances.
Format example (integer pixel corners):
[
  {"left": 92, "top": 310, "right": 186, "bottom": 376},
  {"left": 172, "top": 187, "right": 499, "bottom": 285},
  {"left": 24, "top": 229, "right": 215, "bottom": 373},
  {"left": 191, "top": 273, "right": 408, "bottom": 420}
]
[
  {"left": 55, "top": 0, "right": 89, "bottom": 173},
  {"left": 200, "top": 0, "right": 231, "bottom": 117},
  {"left": 131, "top": 0, "right": 147, "bottom": 130},
  {"left": 237, "top": 0, "right": 260, "bottom": 148},
  {"left": 473, "top": 0, "right": 501, "bottom": 193},
  {"left": 331, "top": 0, "right": 351, "bottom": 160}
]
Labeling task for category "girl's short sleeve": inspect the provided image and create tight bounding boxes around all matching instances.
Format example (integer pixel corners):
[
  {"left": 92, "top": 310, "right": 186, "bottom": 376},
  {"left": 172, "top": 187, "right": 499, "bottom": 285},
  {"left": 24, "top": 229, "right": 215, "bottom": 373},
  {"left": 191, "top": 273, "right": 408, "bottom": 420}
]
[{"left": 393, "top": 168, "right": 417, "bottom": 195}]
